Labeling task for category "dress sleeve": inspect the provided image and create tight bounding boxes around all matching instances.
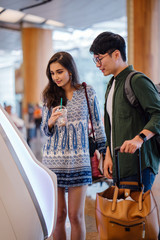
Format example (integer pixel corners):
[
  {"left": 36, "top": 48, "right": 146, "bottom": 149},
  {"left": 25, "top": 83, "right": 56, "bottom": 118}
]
[
  {"left": 41, "top": 105, "right": 54, "bottom": 137},
  {"left": 87, "top": 86, "right": 107, "bottom": 154}
]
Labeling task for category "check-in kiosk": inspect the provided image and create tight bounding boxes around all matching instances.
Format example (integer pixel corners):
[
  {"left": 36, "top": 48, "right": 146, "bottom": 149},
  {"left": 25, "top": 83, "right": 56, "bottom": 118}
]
[{"left": 0, "top": 105, "right": 57, "bottom": 240}]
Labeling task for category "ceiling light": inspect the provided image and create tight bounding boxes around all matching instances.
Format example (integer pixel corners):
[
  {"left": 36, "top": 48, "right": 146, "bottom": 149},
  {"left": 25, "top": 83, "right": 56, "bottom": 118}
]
[
  {"left": 0, "top": 9, "right": 24, "bottom": 23},
  {"left": 46, "top": 19, "right": 64, "bottom": 27},
  {"left": 23, "top": 14, "right": 45, "bottom": 24}
]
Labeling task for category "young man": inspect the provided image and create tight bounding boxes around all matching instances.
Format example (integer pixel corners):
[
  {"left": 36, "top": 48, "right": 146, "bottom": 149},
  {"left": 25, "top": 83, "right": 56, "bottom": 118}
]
[{"left": 90, "top": 32, "right": 160, "bottom": 192}]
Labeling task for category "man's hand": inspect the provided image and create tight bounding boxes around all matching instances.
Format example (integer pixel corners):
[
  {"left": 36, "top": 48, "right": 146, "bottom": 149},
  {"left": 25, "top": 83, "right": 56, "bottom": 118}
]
[
  {"left": 120, "top": 130, "right": 155, "bottom": 154},
  {"left": 120, "top": 135, "right": 143, "bottom": 154}
]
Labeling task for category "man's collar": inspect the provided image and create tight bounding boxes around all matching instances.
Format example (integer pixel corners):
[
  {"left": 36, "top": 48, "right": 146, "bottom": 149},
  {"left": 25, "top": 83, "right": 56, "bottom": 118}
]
[{"left": 115, "top": 65, "right": 133, "bottom": 80}]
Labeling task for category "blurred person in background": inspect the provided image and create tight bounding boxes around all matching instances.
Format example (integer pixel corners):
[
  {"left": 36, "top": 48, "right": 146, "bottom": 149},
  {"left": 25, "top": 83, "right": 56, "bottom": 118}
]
[
  {"left": 33, "top": 103, "right": 42, "bottom": 137},
  {"left": 4, "top": 104, "right": 26, "bottom": 139}
]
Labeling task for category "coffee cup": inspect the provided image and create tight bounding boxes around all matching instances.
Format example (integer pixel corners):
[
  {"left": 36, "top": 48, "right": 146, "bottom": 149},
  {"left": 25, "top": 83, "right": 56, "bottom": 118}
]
[{"left": 56, "top": 106, "right": 67, "bottom": 126}]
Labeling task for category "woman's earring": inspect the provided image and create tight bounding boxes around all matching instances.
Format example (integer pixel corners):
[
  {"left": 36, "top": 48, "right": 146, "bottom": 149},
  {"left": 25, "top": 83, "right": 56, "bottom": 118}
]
[{"left": 70, "top": 74, "right": 72, "bottom": 81}]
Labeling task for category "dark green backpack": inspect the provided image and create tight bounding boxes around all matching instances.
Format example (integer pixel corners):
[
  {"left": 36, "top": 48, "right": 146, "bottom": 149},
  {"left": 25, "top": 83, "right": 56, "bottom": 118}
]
[{"left": 124, "top": 71, "right": 160, "bottom": 153}]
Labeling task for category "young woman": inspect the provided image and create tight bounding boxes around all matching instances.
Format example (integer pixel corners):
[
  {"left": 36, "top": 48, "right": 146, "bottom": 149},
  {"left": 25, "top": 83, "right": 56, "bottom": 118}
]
[{"left": 41, "top": 51, "right": 106, "bottom": 240}]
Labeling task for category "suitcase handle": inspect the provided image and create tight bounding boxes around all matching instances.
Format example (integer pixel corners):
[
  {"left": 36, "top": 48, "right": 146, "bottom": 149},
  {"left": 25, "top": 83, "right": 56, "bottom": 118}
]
[{"left": 114, "top": 147, "right": 142, "bottom": 191}]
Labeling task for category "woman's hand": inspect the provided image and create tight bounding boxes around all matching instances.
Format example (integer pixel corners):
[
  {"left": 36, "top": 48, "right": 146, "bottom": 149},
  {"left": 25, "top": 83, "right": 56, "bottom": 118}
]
[
  {"left": 48, "top": 106, "right": 62, "bottom": 130},
  {"left": 103, "top": 147, "right": 113, "bottom": 179}
]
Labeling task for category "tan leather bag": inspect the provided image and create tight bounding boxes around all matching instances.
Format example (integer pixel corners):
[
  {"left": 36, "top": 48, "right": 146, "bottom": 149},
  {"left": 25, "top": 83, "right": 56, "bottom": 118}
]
[
  {"left": 96, "top": 185, "right": 159, "bottom": 240},
  {"left": 96, "top": 147, "right": 159, "bottom": 240}
]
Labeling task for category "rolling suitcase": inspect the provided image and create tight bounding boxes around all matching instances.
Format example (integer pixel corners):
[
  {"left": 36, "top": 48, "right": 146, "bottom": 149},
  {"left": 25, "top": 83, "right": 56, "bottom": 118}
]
[{"left": 96, "top": 147, "right": 159, "bottom": 240}]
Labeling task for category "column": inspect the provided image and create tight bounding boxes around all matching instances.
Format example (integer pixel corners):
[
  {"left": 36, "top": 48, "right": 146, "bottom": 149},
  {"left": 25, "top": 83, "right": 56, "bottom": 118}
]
[
  {"left": 127, "top": 0, "right": 160, "bottom": 83},
  {"left": 21, "top": 26, "right": 53, "bottom": 113}
]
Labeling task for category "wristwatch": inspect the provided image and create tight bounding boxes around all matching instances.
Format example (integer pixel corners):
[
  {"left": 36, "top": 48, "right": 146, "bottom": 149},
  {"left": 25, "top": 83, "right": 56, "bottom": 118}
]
[{"left": 138, "top": 133, "right": 147, "bottom": 143}]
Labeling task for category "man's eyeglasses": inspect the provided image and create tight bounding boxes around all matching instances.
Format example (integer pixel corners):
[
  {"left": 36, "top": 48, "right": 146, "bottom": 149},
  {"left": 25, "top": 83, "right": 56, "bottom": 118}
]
[
  {"left": 93, "top": 50, "right": 115, "bottom": 65},
  {"left": 93, "top": 53, "right": 109, "bottom": 65}
]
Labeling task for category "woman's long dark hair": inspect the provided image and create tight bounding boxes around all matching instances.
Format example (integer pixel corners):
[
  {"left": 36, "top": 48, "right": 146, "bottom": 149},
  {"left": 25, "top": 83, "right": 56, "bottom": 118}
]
[{"left": 42, "top": 51, "right": 80, "bottom": 110}]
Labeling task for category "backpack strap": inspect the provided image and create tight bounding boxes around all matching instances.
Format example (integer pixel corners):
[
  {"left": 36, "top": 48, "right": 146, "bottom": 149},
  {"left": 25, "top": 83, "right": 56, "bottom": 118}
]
[
  {"left": 124, "top": 70, "right": 160, "bottom": 119},
  {"left": 156, "top": 84, "right": 160, "bottom": 93},
  {"left": 124, "top": 71, "right": 144, "bottom": 114}
]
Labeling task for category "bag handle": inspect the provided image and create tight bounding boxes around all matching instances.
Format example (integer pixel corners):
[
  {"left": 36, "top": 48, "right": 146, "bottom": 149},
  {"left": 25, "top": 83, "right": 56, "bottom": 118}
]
[
  {"left": 112, "top": 185, "right": 143, "bottom": 212},
  {"left": 114, "top": 147, "right": 142, "bottom": 191},
  {"left": 82, "top": 82, "right": 95, "bottom": 139}
]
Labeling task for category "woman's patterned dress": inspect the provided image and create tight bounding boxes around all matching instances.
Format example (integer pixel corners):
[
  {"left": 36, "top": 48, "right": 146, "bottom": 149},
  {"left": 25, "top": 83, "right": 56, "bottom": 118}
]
[{"left": 41, "top": 85, "right": 106, "bottom": 187}]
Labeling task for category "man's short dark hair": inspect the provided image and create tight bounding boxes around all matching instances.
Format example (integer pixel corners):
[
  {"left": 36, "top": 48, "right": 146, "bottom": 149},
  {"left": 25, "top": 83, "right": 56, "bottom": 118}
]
[{"left": 90, "top": 32, "right": 126, "bottom": 62}]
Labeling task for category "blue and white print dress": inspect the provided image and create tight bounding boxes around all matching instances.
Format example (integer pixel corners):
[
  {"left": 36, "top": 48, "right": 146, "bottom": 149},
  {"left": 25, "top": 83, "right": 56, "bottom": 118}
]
[{"left": 41, "top": 85, "right": 106, "bottom": 187}]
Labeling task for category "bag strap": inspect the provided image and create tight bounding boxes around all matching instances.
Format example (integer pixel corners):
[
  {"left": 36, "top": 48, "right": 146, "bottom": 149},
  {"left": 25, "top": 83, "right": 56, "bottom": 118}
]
[{"left": 82, "top": 82, "right": 95, "bottom": 139}]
